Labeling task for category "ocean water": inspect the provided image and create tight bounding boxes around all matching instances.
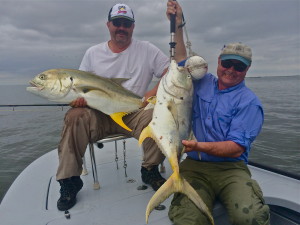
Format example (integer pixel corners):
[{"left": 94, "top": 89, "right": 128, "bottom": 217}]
[{"left": 0, "top": 75, "right": 299, "bottom": 202}]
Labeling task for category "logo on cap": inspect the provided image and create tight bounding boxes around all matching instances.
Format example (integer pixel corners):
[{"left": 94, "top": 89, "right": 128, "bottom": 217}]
[
  {"left": 117, "top": 5, "right": 127, "bottom": 15},
  {"left": 109, "top": 3, "right": 135, "bottom": 22}
]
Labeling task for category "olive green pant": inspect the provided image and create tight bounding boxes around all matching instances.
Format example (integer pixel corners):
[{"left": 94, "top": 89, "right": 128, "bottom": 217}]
[
  {"left": 56, "top": 107, "right": 165, "bottom": 180},
  {"left": 169, "top": 158, "right": 270, "bottom": 225}
]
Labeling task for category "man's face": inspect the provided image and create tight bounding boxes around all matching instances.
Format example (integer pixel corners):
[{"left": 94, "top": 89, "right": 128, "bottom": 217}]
[
  {"left": 217, "top": 58, "right": 249, "bottom": 90},
  {"left": 107, "top": 18, "right": 135, "bottom": 45}
]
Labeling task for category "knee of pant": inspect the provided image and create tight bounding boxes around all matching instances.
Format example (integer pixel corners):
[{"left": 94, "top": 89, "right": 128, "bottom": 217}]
[
  {"left": 65, "top": 108, "right": 90, "bottom": 123},
  {"left": 169, "top": 206, "right": 210, "bottom": 225},
  {"left": 230, "top": 204, "right": 270, "bottom": 225},
  {"left": 169, "top": 194, "right": 211, "bottom": 225},
  {"left": 140, "top": 108, "right": 153, "bottom": 125}
]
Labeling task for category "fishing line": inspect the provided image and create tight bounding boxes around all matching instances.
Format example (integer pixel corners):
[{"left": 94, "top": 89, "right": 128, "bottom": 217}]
[{"left": 169, "top": 0, "right": 198, "bottom": 60}]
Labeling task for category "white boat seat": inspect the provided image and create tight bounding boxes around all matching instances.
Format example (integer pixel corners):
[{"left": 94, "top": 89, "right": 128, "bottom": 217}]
[{"left": 83, "top": 134, "right": 130, "bottom": 190}]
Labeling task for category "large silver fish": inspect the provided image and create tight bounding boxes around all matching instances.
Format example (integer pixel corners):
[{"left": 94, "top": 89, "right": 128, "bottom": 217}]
[
  {"left": 26, "top": 69, "right": 143, "bottom": 131},
  {"left": 139, "top": 56, "right": 214, "bottom": 224}
]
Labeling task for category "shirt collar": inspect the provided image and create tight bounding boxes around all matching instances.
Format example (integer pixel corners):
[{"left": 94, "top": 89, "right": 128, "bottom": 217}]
[{"left": 215, "top": 80, "right": 245, "bottom": 93}]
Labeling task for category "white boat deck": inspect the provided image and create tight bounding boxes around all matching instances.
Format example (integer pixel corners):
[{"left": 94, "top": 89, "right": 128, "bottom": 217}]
[{"left": 0, "top": 138, "right": 299, "bottom": 225}]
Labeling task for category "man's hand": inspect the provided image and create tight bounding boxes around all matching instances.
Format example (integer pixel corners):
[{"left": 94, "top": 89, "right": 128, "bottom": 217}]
[
  {"left": 69, "top": 97, "right": 87, "bottom": 108},
  {"left": 167, "top": 0, "right": 183, "bottom": 26},
  {"left": 141, "top": 91, "right": 155, "bottom": 108},
  {"left": 142, "top": 68, "right": 168, "bottom": 107},
  {"left": 182, "top": 140, "right": 198, "bottom": 152}
]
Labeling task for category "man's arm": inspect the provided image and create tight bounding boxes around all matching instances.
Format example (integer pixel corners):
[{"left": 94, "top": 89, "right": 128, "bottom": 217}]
[
  {"left": 142, "top": 0, "right": 187, "bottom": 107},
  {"left": 166, "top": 0, "right": 187, "bottom": 63},
  {"left": 141, "top": 68, "right": 168, "bottom": 107},
  {"left": 182, "top": 140, "right": 245, "bottom": 158}
]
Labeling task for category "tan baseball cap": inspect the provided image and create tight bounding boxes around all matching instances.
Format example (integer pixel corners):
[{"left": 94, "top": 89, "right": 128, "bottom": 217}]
[{"left": 220, "top": 42, "right": 252, "bottom": 66}]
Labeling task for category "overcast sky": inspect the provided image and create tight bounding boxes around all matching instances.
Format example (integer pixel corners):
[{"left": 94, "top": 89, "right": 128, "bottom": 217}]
[{"left": 0, "top": 0, "right": 299, "bottom": 85}]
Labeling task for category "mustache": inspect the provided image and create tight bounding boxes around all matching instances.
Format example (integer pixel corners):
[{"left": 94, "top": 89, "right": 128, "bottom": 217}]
[{"left": 115, "top": 30, "right": 128, "bottom": 36}]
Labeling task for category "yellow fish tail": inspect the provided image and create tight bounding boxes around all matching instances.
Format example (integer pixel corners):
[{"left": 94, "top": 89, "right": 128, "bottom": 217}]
[
  {"left": 110, "top": 112, "right": 132, "bottom": 132},
  {"left": 138, "top": 126, "right": 154, "bottom": 146},
  {"left": 145, "top": 173, "right": 214, "bottom": 225}
]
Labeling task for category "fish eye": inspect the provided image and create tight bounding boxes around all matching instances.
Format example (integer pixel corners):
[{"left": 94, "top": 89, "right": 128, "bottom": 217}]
[{"left": 39, "top": 74, "right": 47, "bottom": 80}]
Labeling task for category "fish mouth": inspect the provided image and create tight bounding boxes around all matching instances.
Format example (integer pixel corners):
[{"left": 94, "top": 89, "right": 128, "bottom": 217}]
[{"left": 28, "top": 81, "right": 44, "bottom": 90}]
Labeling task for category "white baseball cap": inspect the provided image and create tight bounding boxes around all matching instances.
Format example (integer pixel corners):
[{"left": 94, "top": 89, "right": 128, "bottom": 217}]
[{"left": 108, "top": 3, "right": 135, "bottom": 22}]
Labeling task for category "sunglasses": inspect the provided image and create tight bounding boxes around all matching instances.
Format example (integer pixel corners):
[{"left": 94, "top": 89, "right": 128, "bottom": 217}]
[
  {"left": 112, "top": 19, "right": 133, "bottom": 28},
  {"left": 221, "top": 60, "right": 248, "bottom": 72}
]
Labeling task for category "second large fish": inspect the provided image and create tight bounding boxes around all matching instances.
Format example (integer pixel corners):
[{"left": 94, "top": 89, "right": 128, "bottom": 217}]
[
  {"left": 26, "top": 69, "right": 143, "bottom": 131},
  {"left": 139, "top": 56, "right": 214, "bottom": 224}
]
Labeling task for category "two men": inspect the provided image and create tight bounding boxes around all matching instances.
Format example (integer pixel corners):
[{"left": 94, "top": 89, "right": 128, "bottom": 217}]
[{"left": 56, "top": 1, "right": 270, "bottom": 224}]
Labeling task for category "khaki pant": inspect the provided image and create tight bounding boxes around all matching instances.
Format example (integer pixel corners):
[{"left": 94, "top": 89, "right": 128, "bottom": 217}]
[
  {"left": 169, "top": 158, "right": 270, "bottom": 225},
  {"left": 56, "top": 107, "right": 165, "bottom": 180}
]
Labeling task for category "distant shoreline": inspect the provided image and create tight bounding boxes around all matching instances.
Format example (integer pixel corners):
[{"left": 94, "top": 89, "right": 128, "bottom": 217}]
[
  {"left": 246, "top": 74, "right": 300, "bottom": 79},
  {"left": 1, "top": 74, "right": 299, "bottom": 86}
]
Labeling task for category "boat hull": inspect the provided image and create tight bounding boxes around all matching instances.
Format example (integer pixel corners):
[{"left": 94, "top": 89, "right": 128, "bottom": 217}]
[{"left": 0, "top": 138, "right": 299, "bottom": 225}]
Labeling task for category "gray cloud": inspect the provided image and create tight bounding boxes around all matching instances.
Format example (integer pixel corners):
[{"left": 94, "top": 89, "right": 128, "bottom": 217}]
[{"left": 0, "top": 0, "right": 299, "bottom": 84}]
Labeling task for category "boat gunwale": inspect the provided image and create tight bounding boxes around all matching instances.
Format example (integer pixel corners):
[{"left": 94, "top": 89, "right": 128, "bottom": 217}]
[{"left": 249, "top": 160, "right": 300, "bottom": 180}]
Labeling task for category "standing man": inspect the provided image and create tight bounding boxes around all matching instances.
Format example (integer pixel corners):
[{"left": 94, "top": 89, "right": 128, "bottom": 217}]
[
  {"left": 56, "top": 3, "right": 169, "bottom": 211},
  {"left": 166, "top": 1, "right": 270, "bottom": 224}
]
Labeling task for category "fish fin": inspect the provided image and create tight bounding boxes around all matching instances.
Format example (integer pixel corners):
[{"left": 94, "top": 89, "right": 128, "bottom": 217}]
[
  {"left": 138, "top": 126, "right": 154, "bottom": 146},
  {"left": 110, "top": 78, "right": 130, "bottom": 86},
  {"left": 110, "top": 112, "right": 132, "bottom": 132},
  {"left": 75, "top": 86, "right": 111, "bottom": 97},
  {"left": 144, "top": 96, "right": 156, "bottom": 110},
  {"left": 145, "top": 173, "right": 176, "bottom": 224},
  {"left": 143, "top": 96, "right": 157, "bottom": 111},
  {"left": 180, "top": 130, "right": 195, "bottom": 156},
  {"left": 145, "top": 173, "right": 214, "bottom": 225},
  {"left": 185, "top": 131, "right": 202, "bottom": 160},
  {"left": 109, "top": 78, "right": 144, "bottom": 99},
  {"left": 190, "top": 132, "right": 197, "bottom": 141},
  {"left": 167, "top": 99, "right": 179, "bottom": 130},
  {"left": 146, "top": 96, "right": 157, "bottom": 105},
  {"left": 143, "top": 103, "right": 155, "bottom": 110}
]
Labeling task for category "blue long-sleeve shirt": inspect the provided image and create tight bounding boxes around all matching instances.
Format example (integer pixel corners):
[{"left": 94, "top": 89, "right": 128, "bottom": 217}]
[{"left": 187, "top": 73, "right": 264, "bottom": 163}]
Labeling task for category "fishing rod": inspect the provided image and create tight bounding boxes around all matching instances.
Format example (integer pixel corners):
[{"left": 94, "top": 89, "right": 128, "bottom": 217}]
[
  {"left": 169, "top": 0, "right": 176, "bottom": 60},
  {"left": 0, "top": 104, "right": 69, "bottom": 107},
  {"left": 169, "top": 0, "right": 196, "bottom": 60},
  {"left": 0, "top": 104, "right": 69, "bottom": 111}
]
